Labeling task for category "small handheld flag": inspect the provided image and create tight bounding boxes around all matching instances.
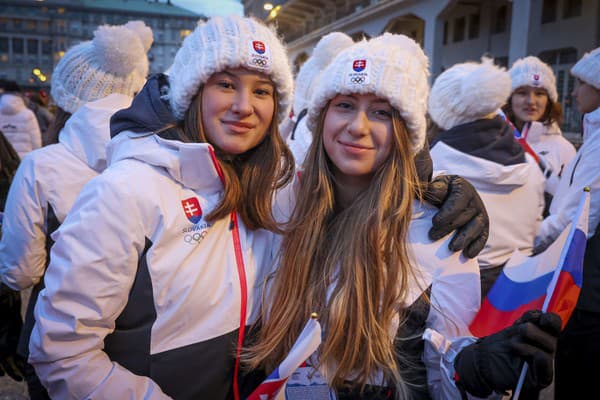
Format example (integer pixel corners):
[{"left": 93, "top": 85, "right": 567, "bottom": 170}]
[
  {"left": 247, "top": 314, "right": 322, "bottom": 400},
  {"left": 470, "top": 188, "right": 589, "bottom": 337}
]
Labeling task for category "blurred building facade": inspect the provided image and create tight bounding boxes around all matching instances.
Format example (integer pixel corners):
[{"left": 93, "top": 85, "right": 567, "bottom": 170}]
[
  {"left": 245, "top": 0, "right": 600, "bottom": 134},
  {"left": 0, "top": 0, "right": 201, "bottom": 90}
]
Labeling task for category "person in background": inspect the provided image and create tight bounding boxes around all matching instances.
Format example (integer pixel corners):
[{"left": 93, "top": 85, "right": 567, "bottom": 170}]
[
  {"left": 245, "top": 35, "right": 560, "bottom": 400},
  {"left": 504, "top": 56, "right": 576, "bottom": 211},
  {"left": 0, "top": 21, "right": 152, "bottom": 400},
  {"left": 428, "top": 58, "right": 545, "bottom": 299},
  {"left": 284, "top": 32, "right": 353, "bottom": 167},
  {"left": 25, "top": 91, "right": 55, "bottom": 146},
  {"left": 0, "top": 80, "right": 41, "bottom": 159},
  {"left": 546, "top": 46, "right": 600, "bottom": 400}
]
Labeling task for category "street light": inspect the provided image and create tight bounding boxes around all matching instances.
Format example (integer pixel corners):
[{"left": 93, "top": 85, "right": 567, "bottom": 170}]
[
  {"left": 264, "top": 2, "right": 273, "bottom": 11},
  {"left": 33, "top": 68, "right": 41, "bottom": 76}
]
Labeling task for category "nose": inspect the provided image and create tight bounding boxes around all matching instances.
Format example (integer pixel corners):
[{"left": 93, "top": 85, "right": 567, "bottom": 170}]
[
  {"left": 231, "top": 89, "right": 253, "bottom": 116},
  {"left": 525, "top": 91, "right": 535, "bottom": 104},
  {"left": 347, "top": 110, "right": 369, "bottom": 137}
]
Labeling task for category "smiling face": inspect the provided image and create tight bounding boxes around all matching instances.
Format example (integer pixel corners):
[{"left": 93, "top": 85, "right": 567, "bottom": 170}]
[
  {"left": 201, "top": 68, "right": 275, "bottom": 155},
  {"left": 572, "top": 78, "right": 600, "bottom": 114},
  {"left": 510, "top": 85, "right": 550, "bottom": 126},
  {"left": 322, "top": 93, "right": 395, "bottom": 189}
]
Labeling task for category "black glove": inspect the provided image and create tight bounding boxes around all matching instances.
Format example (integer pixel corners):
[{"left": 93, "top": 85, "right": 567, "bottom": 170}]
[
  {"left": 454, "top": 310, "right": 562, "bottom": 398},
  {"left": 0, "top": 283, "right": 25, "bottom": 381},
  {"left": 424, "top": 175, "right": 489, "bottom": 258}
]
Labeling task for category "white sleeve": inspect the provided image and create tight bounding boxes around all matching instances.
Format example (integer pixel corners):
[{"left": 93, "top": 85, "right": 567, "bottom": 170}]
[
  {"left": 537, "top": 141, "right": 600, "bottom": 248},
  {"left": 28, "top": 173, "right": 171, "bottom": 400},
  {"left": 0, "top": 155, "right": 48, "bottom": 289}
]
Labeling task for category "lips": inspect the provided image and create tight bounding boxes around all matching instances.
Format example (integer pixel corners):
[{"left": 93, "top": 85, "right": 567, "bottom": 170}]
[
  {"left": 339, "top": 140, "right": 373, "bottom": 153},
  {"left": 222, "top": 120, "right": 255, "bottom": 133}
]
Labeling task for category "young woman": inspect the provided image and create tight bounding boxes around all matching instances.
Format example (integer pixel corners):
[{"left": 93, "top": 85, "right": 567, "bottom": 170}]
[
  {"left": 245, "top": 35, "right": 560, "bottom": 400},
  {"left": 504, "top": 56, "right": 576, "bottom": 199},
  {"left": 0, "top": 22, "right": 151, "bottom": 400},
  {"left": 542, "top": 47, "right": 600, "bottom": 399},
  {"left": 428, "top": 58, "right": 545, "bottom": 298}
]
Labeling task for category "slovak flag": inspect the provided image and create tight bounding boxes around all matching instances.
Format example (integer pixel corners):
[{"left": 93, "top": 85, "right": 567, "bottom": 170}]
[
  {"left": 247, "top": 316, "right": 322, "bottom": 400},
  {"left": 353, "top": 59, "right": 366, "bottom": 72},
  {"left": 470, "top": 189, "right": 590, "bottom": 337},
  {"left": 181, "top": 197, "right": 202, "bottom": 224}
]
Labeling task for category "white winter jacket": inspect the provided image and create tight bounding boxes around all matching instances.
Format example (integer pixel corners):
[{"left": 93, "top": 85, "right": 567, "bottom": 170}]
[
  {"left": 431, "top": 142, "right": 545, "bottom": 269},
  {"left": 28, "top": 131, "right": 282, "bottom": 400},
  {"left": 0, "top": 93, "right": 132, "bottom": 290},
  {"left": 524, "top": 121, "right": 577, "bottom": 196},
  {"left": 536, "top": 107, "right": 600, "bottom": 249},
  {"left": 0, "top": 93, "right": 41, "bottom": 158}
]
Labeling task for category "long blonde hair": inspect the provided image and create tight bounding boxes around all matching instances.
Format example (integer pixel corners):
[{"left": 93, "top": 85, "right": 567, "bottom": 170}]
[
  {"left": 244, "top": 104, "right": 425, "bottom": 396},
  {"left": 158, "top": 90, "right": 294, "bottom": 232}
]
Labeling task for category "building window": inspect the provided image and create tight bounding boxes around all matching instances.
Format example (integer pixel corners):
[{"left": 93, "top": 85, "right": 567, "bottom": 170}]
[
  {"left": 41, "top": 39, "right": 51, "bottom": 55},
  {"left": 26, "top": 20, "right": 36, "bottom": 30},
  {"left": 14, "top": 19, "right": 22, "bottom": 30},
  {"left": 27, "top": 39, "right": 37, "bottom": 55},
  {"left": 443, "top": 20, "right": 448, "bottom": 45},
  {"left": 563, "top": 0, "right": 582, "bottom": 18},
  {"left": 539, "top": 47, "right": 578, "bottom": 65},
  {"left": 12, "top": 38, "right": 24, "bottom": 54},
  {"left": 468, "top": 13, "right": 480, "bottom": 39},
  {"left": 453, "top": 16, "right": 465, "bottom": 42},
  {"left": 492, "top": 5, "right": 508, "bottom": 34},
  {"left": 541, "top": 0, "right": 557, "bottom": 23},
  {"left": 0, "top": 37, "right": 8, "bottom": 53}
]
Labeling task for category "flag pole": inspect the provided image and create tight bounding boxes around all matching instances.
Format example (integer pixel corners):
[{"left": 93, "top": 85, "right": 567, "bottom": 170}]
[{"left": 512, "top": 187, "right": 590, "bottom": 400}]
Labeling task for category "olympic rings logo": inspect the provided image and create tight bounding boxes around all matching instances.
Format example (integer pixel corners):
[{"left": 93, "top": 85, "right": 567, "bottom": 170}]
[
  {"left": 184, "top": 230, "right": 208, "bottom": 244},
  {"left": 251, "top": 58, "right": 268, "bottom": 67},
  {"left": 350, "top": 76, "right": 366, "bottom": 84}
]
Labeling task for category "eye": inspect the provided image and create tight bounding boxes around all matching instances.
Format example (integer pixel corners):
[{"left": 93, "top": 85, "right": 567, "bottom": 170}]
[
  {"left": 217, "top": 81, "right": 234, "bottom": 90},
  {"left": 373, "top": 108, "right": 392, "bottom": 119},
  {"left": 254, "top": 87, "right": 273, "bottom": 96},
  {"left": 333, "top": 101, "right": 353, "bottom": 110}
]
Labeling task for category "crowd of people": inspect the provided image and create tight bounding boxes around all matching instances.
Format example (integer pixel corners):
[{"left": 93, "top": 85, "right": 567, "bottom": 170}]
[{"left": 0, "top": 13, "right": 599, "bottom": 400}]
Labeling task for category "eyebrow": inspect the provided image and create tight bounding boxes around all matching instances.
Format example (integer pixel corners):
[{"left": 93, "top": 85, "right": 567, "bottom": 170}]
[
  {"left": 217, "top": 71, "right": 274, "bottom": 87},
  {"left": 338, "top": 94, "right": 388, "bottom": 104}
]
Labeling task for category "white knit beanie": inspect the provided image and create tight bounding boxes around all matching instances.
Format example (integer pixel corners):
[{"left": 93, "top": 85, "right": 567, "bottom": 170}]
[
  {"left": 429, "top": 57, "right": 511, "bottom": 130},
  {"left": 167, "top": 15, "right": 294, "bottom": 123},
  {"left": 51, "top": 22, "right": 152, "bottom": 114},
  {"left": 307, "top": 33, "right": 430, "bottom": 154},
  {"left": 293, "top": 32, "right": 354, "bottom": 116},
  {"left": 571, "top": 46, "right": 600, "bottom": 89},
  {"left": 509, "top": 56, "right": 558, "bottom": 102}
]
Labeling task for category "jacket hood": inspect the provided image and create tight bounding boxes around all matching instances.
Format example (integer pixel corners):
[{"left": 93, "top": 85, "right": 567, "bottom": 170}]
[
  {"left": 0, "top": 94, "right": 27, "bottom": 115},
  {"left": 59, "top": 93, "right": 133, "bottom": 172},
  {"left": 110, "top": 73, "right": 177, "bottom": 138},
  {"left": 584, "top": 107, "right": 600, "bottom": 142},
  {"left": 107, "top": 130, "right": 222, "bottom": 193},
  {"left": 431, "top": 117, "right": 532, "bottom": 190},
  {"left": 431, "top": 141, "right": 535, "bottom": 190},
  {"left": 432, "top": 116, "right": 525, "bottom": 166}
]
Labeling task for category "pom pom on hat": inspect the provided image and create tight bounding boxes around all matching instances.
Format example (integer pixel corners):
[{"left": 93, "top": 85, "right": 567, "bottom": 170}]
[
  {"left": 293, "top": 32, "right": 353, "bottom": 116},
  {"left": 167, "top": 15, "right": 294, "bottom": 123},
  {"left": 571, "top": 46, "right": 600, "bottom": 89},
  {"left": 429, "top": 57, "right": 511, "bottom": 130},
  {"left": 307, "top": 34, "right": 430, "bottom": 154},
  {"left": 125, "top": 20, "right": 154, "bottom": 52},
  {"left": 509, "top": 56, "right": 558, "bottom": 102},
  {"left": 51, "top": 22, "right": 152, "bottom": 114}
]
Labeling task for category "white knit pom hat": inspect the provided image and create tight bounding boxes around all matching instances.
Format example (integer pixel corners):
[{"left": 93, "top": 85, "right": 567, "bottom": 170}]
[
  {"left": 167, "top": 15, "right": 294, "bottom": 123},
  {"left": 509, "top": 56, "right": 558, "bottom": 102},
  {"left": 307, "top": 33, "right": 430, "bottom": 154},
  {"left": 293, "top": 32, "right": 353, "bottom": 116},
  {"left": 51, "top": 22, "right": 152, "bottom": 114},
  {"left": 571, "top": 46, "right": 600, "bottom": 89},
  {"left": 429, "top": 57, "right": 511, "bottom": 130}
]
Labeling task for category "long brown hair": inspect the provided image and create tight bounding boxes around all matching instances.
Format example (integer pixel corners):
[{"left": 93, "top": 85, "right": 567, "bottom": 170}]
[
  {"left": 244, "top": 105, "right": 426, "bottom": 397},
  {"left": 157, "top": 88, "right": 294, "bottom": 232}
]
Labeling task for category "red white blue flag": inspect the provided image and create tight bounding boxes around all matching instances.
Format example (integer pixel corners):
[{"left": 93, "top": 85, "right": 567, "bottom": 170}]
[
  {"left": 181, "top": 197, "right": 202, "bottom": 224},
  {"left": 247, "top": 316, "right": 322, "bottom": 400},
  {"left": 470, "top": 189, "right": 590, "bottom": 337}
]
